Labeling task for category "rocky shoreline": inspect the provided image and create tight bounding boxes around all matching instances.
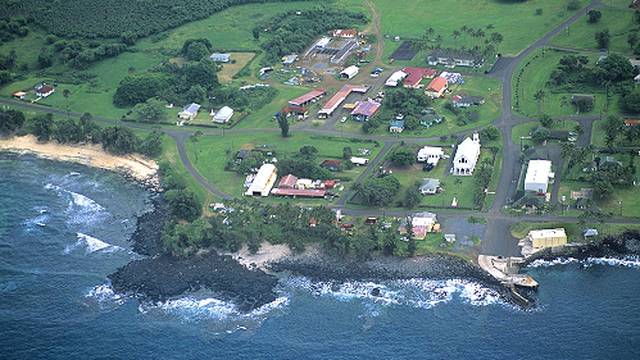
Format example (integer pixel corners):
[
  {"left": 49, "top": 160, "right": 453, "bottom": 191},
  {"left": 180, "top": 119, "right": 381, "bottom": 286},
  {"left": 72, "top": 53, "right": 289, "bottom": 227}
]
[{"left": 523, "top": 230, "right": 640, "bottom": 265}]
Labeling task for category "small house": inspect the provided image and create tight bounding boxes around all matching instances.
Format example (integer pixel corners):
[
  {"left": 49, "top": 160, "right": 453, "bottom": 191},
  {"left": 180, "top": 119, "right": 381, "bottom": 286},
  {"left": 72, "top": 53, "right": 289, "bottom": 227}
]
[
  {"left": 425, "top": 77, "right": 448, "bottom": 98},
  {"left": 411, "top": 212, "right": 438, "bottom": 240},
  {"left": 416, "top": 146, "right": 444, "bottom": 164},
  {"left": 320, "top": 159, "right": 342, "bottom": 172},
  {"left": 12, "top": 91, "right": 27, "bottom": 99},
  {"left": 178, "top": 103, "right": 201, "bottom": 121},
  {"left": 452, "top": 95, "right": 485, "bottom": 108},
  {"left": 210, "top": 53, "right": 231, "bottom": 63},
  {"left": 419, "top": 178, "right": 441, "bottom": 195},
  {"left": 211, "top": 106, "right": 234, "bottom": 124},
  {"left": 385, "top": 70, "right": 408, "bottom": 87},
  {"left": 340, "top": 65, "right": 359, "bottom": 79},
  {"left": 282, "top": 54, "right": 298, "bottom": 66},
  {"left": 527, "top": 228, "right": 568, "bottom": 249},
  {"left": 35, "top": 84, "right": 55, "bottom": 98},
  {"left": 389, "top": 120, "right": 405, "bottom": 133},
  {"left": 350, "top": 157, "right": 369, "bottom": 166},
  {"left": 419, "top": 111, "right": 443, "bottom": 128}
]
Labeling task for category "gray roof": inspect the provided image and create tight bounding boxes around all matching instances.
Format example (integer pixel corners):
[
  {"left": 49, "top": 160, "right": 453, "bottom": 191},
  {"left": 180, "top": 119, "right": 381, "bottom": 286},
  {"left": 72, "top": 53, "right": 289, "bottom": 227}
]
[
  {"left": 419, "top": 178, "right": 440, "bottom": 192},
  {"left": 183, "top": 103, "right": 201, "bottom": 114},
  {"left": 210, "top": 53, "right": 231, "bottom": 62},
  {"left": 428, "top": 48, "right": 484, "bottom": 62}
]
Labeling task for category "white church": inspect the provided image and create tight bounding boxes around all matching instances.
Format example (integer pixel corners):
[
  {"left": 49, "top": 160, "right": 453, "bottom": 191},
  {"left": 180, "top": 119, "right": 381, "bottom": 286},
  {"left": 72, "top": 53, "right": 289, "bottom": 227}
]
[{"left": 451, "top": 133, "right": 481, "bottom": 176}]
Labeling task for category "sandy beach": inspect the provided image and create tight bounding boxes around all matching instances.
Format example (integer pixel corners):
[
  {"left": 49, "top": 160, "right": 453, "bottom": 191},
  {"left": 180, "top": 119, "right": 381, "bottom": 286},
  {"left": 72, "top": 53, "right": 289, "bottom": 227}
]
[{"left": 0, "top": 135, "right": 159, "bottom": 185}]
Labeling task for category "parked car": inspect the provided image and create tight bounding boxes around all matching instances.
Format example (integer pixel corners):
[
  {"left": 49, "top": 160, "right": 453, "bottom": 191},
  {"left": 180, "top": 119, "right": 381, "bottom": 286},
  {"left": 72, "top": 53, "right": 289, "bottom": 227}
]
[
  {"left": 340, "top": 116, "right": 348, "bottom": 123},
  {"left": 423, "top": 163, "right": 435, "bottom": 172}
]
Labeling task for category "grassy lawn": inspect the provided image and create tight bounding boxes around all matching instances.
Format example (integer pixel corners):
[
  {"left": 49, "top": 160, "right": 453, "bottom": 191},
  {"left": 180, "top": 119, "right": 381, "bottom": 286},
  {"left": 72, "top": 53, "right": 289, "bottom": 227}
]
[
  {"left": 234, "top": 85, "right": 311, "bottom": 129},
  {"left": 0, "top": 31, "right": 48, "bottom": 70},
  {"left": 217, "top": 52, "right": 257, "bottom": 83},
  {"left": 161, "top": 136, "right": 211, "bottom": 204},
  {"left": 340, "top": 0, "right": 586, "bottom": 57},
  {"left": 389, "top": 144, "right": 496, "bottom": 210},
  {"left": 550, "top": 6, "right": 638, "bottom": 54},
  {"left": 511, "top": 221, "right": 640, "bottom": 242},
  {"left": 512, "top": 48, "right": 619, "bottom": 118},
  {"left": 135, "top": 1, "right": 320, "bottom": 52},
  {"left": 184, "top": 132, "right": 381, "bottom": 197},
  {"left": 336, "top": 75, "right": 502, "bottom": 137}
]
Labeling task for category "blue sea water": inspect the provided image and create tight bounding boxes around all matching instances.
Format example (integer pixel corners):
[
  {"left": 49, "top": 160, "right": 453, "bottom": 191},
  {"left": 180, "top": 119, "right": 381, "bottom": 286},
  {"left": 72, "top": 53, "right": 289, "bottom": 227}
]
[{"left": 1, "top": 154, "right": 640, "bottom": 360}]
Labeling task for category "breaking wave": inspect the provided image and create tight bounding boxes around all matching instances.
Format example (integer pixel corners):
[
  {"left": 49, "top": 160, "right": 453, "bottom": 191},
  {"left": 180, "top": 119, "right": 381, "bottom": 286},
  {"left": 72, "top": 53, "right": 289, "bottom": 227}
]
[
  {"left": 527, "top": 256, "right": 640, "bottom": 269},
  {"left": 44, "top": 183, "right": 108, "bottom": 225},
  {"left": 64, "top": 232, "right": 123, "bottom": 255},
  {"left": 285, "top": 276, "right": 506, "bottom": 310},
  {"left": 85, "top": 283, "right": 125, "bottom": 307}
]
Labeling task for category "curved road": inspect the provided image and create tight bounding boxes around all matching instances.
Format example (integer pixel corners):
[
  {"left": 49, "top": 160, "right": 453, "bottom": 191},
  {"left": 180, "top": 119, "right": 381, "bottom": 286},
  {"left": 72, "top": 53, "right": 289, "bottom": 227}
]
[{"left": 3, "top": 0, "right": 634, "bottom": 257}]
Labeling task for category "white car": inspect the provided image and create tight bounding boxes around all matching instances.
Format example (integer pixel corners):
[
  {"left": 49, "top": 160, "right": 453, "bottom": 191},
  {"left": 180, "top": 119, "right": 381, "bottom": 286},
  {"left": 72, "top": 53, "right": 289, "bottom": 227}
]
[{"left": 340, "top": 116, "right": 348, "bottom": 123}]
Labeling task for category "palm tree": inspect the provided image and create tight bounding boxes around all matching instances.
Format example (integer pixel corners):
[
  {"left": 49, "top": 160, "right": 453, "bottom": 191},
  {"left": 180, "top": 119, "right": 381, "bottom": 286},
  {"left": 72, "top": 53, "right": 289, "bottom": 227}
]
[
  {"left": 452, "top": 30, "right": 461, "bottom": 45},
  {"left": 62, "top": 89, "right": 71, "bottom": 119},
  {"left": 534, "top": 89, "right": 546, "bottom": 113}
]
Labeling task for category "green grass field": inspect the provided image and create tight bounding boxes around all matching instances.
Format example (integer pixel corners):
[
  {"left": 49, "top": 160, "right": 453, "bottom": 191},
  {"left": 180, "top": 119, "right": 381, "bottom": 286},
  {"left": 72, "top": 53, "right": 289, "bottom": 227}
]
[
  {"left": 512, "top": 48, "right": 620, "bottom": 118},
  {"left": 184, "top": 132, "right": 381, "bottom": 197},
  {"left": 136, "top": 1, "right": 320, "bottom": 52},
  {"left": 550, "top": 6, "right": 638, "bottom": 54},
  {"left": 341, "top": 0, "right": 587, "bottom": 57}
]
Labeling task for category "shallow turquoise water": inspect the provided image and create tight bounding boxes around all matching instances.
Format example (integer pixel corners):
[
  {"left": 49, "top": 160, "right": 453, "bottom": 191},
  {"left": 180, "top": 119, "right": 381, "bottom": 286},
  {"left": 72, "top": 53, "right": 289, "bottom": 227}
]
[{"left": 1, "top": 154, "right": 639, "bottom": 359}]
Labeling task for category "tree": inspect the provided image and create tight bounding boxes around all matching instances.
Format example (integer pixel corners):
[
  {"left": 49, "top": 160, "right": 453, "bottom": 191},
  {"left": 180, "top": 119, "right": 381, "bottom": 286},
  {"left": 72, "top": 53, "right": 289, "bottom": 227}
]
[
  {"left": 407, "top": 226, "right": 417, "bottom": 257},
  {"left": 480, "top": 125, "right": 499, "bottom": 141},
  {"left": 277, "top": 113, "right": 289, "bottom": 137},
  {"left": 358, "top": 175, "right": 401, "bottom": 206},
  {"left": 185, "top": 85, "right": 207, "bottom": 103},
  {"left": 30, "top": 113, "right": 53, "bottom": 141},
  {"left": 133, "top": 98, "right": 167, "bottom": 123},
  {"left": 62, "top": 88, "right": 71, "bottom": 118},
  {"left": 0, "top": 70, "right": 11, "bottom": 86},
  {"left": 587, "top": 10, "right": 602, "bottom": 23},
  {"left": 390, "top": 148, "right": 415, "bottom": 167},
  {"left": 595, "top": 29, "right": 610, "bottom": 49},
  {"left": 620, "top": 89, "right": 640, "bottom": 114},
  {"left": 540, "top": 114, "right": 553, "bottom": 128},
  {"left": 342, "top": 146, "right": 353, "bottom": 160},
  {"left": 566, "top": 0, "right": 581, "bottom": 10},
  {"left": 37, "top": 50, "right": 53, "bottom": 69},
  {"left": 183, "top": 59, "right": 218, "bottom": 90},
  {"left": 592, "top": 176, "right": 614, "bottom": 200},
  {"left": 0, "top": 109, "right": 25, "bottom": 136},
  {"left": 164, "top": 189, "right": 202, "bottom": 222},
  {"left": 138, "top": 131, "right": 164, "bottom": 158},
  {"left": 596, "top": 53, "right": 635, "bottom": 83},
  {"left": 53, "top": 118, "right": 83, "bottom": 143},
  {"left": 181, "top": 39, "right": 212, "bottom": 61},
  {"left": 101, "top": 126, "right": 139, "bottom": 154},
  {"left": 531, "top": 126, "right": 550, "bottom": 144},
  {"left": 299, "top": 145, "right": 318, "bottom": 160},
  {"left": 534, "top": 89, "right": 545, "bottom": 113},
  {"left": 604, "top": 115, "right": 624, "bottom": 147},
  {"left": 402, "top": 185, "right": 421, "bottom": 209}
]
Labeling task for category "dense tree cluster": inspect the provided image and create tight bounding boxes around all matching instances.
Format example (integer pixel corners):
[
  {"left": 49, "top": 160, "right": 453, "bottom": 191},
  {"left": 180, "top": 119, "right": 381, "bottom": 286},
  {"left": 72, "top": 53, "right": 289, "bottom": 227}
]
[
  {"left": 0, "top": 17, "right": 29, "bottom": 43},
  {"left": 355, "top": 174, "right": 401, "bottom": 206},
  {"left": 277, "top": 146, "right": 333, "bottom": 179},
  {"left": 1, "top": 0, "right": 307, "bottom": 40},
  {"left": 0, "top": 109, "right": 163, "bottom": 157},
  {"left": 365, "top": 87, "right": 433, "bottom": 133},
  {"left": 254, "top": 8, "right": 367, "bottom": 64}
]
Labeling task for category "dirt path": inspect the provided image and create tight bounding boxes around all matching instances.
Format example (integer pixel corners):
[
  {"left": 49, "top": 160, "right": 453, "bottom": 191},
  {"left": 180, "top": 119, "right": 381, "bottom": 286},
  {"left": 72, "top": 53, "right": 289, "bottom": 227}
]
[{"left": 365, "top": 0, "right": 384, "bottom": 67}]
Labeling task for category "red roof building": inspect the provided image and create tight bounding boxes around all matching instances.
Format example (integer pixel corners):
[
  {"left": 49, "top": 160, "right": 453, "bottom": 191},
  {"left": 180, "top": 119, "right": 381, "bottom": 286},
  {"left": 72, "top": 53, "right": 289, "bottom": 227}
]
[
  {"left": 271, "top": 188, "right": 327, "bottom": 198},
  {"left": 35, "top": 85, "right": 55, "bottom": 97},
  {"left": 288, "top": 88, "right": 326, "bottom": 107},
  {"left": 321, "top": 159, "right": 342, "bottom": 171},
  {"left": 624, "top": 119, "right": 640, "bottom": 127},
  {"left": 282, "top": 105, "right": 308, "bottom": 115},
  {"left": 425, "top": 77, "right": 448, "bottom": 98},
  {"left": 351, "top": 100, "right": 381, "bottom": 121},
  {"left": 402, "top": 67, "right": 438, "bottom": 88},
  {"left": 323, "top": 179, "right": 337, "bottom": 189},
  {"left": 319, "top": 85, "right": 369, "bottom": 118},
  {"left": 332, "top": 29, "right": 358, "bottom": 38},
  {"left": 278, "top": 174, "right": 298, "bottom": 189}
]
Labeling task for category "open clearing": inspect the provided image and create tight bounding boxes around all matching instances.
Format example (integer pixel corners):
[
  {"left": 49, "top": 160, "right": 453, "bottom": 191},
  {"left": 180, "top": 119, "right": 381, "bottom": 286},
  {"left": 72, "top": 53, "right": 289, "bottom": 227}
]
[{"left": 217, "top": 52, "right": 257, "bottom": 83}]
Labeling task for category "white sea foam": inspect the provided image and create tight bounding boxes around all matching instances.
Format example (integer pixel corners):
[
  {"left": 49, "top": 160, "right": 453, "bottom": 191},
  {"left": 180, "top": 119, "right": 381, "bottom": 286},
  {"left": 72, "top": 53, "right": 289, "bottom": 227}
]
[
  {"left": 45, "top": 183, "right": 107, "bottom": 224},
  {"left": 140, "top": 295, "right": 289, "bottom": 325},
  {"left": 65, "top": 233, "right": 123, "bottom": 254},
  {"left": 85, "top": 283, "right": 125, "bottom": 306},
  {"left": 527, "top": 256, "right": 640, "bottom": 269},
  {"left": 286, "top": 276, "right": 505, "bottom": 310}
]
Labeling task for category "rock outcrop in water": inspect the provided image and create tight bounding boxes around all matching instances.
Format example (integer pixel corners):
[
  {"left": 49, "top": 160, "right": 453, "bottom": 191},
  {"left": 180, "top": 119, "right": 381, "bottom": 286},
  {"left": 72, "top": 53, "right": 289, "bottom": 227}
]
[
  {"left": 108, "top": 252, "right": 278, "bottom": 312},
  {"left": 110, "top": 194, "right": 279, "bottom": 312}
]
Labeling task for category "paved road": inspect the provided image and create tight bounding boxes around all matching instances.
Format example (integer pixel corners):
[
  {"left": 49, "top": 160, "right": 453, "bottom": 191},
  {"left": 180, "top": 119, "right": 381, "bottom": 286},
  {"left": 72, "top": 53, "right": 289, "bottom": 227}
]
[{"left": 4, "top": 0, "right": 636, "bottom": 258}]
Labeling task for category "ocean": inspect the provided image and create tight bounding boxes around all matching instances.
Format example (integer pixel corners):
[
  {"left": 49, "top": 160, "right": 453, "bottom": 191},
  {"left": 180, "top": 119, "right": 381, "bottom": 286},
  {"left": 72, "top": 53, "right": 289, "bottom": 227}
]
[{"left": 1, "top": 154, "right": 640, "bottom": 360}]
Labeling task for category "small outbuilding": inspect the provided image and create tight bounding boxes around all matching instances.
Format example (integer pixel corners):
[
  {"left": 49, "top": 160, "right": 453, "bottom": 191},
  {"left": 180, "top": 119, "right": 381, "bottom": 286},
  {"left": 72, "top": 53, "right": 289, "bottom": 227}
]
[
  {"left": 179, "top": 103, "right": 201, "bottom": 121},
  {"left": 340, "top": 65, "right": 360, "bottom": 79},
  {"left": 210, "top": 53, "right": 231, "bottom": 63},
  {"left": 419, "top": 178, "right": 441, "bottom": 195},
  {"left": 212, "top": 106, "right": 234, "bottom": 124}
]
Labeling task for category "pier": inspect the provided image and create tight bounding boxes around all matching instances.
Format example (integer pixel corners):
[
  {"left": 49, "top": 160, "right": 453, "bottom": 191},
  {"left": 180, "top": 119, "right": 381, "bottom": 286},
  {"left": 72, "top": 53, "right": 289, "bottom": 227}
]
[{"left": 478, "top": 255, "right": 538, "bottom": 288}]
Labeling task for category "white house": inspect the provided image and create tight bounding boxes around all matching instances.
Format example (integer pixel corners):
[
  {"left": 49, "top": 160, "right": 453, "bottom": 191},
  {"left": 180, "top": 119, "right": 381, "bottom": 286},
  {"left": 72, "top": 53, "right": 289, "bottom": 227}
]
[
  {"left": 410, "top": 212, "right": 438, "bottom": 239},
  {"left": 419, "top": 178, "right": 440, "bottom": 195},
  {"left": 524, "top": 159, "right": 554, "bottom": 194},
  {"left": 212, "top": 106, "right": 234, "bottom": 124},
  {"left": 451, "top": 133, "right": 481, "bottom": 176},
  {"left": 417, "top": 146, "right": 444, "bottom": 164},
  {"left": 210, "top": 53, "right": 230, "bottom": 63},
  {"left": 385, "top": 70, "right": 408, "bottom": 87},
  {"left": 245, "top": 164, "right": 278, "bottom": 197},
  {"left": 350, "top": 157, "right": 369, "bottom": 166},
  {"left": 178, "top": 103, "right": 201, "bottom": 121},
  {"left": 340, "top": 65, "right": 359, "bottom": 79},
  {"left": 35, "top": 84, "right": 55, "bottom": 98}
]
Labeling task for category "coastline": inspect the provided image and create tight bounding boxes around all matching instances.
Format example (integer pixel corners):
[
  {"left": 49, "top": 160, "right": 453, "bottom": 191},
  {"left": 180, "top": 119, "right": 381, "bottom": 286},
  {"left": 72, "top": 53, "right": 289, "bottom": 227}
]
[{"left": 0, "top": 135, "right": 160, "bottom": 190}]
